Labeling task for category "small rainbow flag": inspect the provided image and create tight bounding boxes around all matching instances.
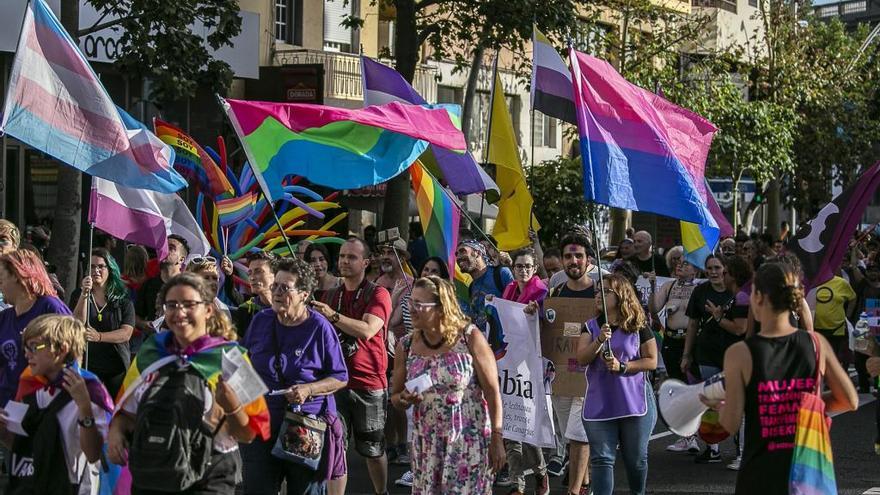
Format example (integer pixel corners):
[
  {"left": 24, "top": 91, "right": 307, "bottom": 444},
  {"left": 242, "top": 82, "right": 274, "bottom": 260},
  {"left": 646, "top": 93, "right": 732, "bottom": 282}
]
[
  {"left": 154, "top": 119, "right": 235, "bottom": 200},
  {"left": 409, "top": 162, "right": 471, "bottom": 296},
  {"left": 221, "top": 98, "right": 466, "bottom": 202},
  {"left": 217, "top": 192, "right": 257, "bottom": 227},
  {"left": 116, "top": 332, "right": 271, "bottom": 442}
]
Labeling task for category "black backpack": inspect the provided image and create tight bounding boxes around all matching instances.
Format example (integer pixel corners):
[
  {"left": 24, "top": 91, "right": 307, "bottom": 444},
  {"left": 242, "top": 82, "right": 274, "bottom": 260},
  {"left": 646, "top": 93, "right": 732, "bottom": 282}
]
[{"left": 129, "top": 362, "right": 216, "bottom": 492}]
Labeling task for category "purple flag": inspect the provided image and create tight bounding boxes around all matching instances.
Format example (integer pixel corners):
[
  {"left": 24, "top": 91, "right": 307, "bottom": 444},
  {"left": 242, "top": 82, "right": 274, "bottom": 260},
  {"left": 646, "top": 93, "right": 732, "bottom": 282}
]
[
  {"left": 788, "top": 161, "right": 880, "bottom": 289},
  {"left": 361, "top": 56, "right": 499, "bottom": 197}
]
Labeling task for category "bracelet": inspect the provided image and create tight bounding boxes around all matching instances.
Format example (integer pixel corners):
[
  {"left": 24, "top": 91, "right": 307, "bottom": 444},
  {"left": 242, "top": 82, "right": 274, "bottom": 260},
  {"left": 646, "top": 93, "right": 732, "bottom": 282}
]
[
  {"left": 98, "top": 333, "right": 102, "bottom": 343},
  {"left": 224, "top": 404, "right": 244, "bottom": 416},
  {"left": 491, "top": 429, "right": 503, "bottom": 436}
]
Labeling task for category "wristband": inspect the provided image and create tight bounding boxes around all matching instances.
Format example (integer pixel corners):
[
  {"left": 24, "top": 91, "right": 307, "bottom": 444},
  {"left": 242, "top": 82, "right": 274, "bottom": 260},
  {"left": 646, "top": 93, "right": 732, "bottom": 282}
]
[{"left": 224, "top": 404, "right": 244, "bottom": 416}]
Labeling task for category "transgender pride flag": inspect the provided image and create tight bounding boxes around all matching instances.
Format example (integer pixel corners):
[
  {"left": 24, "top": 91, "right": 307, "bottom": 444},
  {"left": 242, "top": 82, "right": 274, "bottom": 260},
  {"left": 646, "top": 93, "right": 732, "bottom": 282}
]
[{"left": 1, "top": 0, "right": 186, "bottom": 193}]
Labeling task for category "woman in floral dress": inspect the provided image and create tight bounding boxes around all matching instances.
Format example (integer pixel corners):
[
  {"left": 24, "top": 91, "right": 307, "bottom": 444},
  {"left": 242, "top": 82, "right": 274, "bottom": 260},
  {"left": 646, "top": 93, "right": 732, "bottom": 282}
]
[{"left": 390, "top": 276, "right": 506, "bottom": 494}]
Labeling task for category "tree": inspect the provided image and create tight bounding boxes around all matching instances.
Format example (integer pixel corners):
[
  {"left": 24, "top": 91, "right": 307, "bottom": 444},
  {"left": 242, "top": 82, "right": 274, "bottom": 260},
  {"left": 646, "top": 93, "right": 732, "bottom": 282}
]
[
  {"left": 529, "top": 156, "right": 592, "bottom": 246},
  {"left": 48, "top": 0, "right": 243, "bottom": 296},
  {"left": 344, "top": 0, "right": 578, "bottom": 240}
]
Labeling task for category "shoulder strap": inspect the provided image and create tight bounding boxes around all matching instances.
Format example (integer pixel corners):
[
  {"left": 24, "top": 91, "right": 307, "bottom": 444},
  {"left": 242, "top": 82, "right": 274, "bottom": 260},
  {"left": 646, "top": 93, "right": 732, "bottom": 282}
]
[{"left": 808, "top": 331, "right": 824, "bottom": 394}]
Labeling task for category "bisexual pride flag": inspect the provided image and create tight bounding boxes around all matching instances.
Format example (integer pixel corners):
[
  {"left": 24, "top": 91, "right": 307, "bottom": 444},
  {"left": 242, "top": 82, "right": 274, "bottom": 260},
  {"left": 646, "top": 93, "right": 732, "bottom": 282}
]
[
  {"left": 569, "top": 49, "right": 719, "bottom": 256},
  {"left": 221, "top": 98, "right": 467, "bottom": 203}
]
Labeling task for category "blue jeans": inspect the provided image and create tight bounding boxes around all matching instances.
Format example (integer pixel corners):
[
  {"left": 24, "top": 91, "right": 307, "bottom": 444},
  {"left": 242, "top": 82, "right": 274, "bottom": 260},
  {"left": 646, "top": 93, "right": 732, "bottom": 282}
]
[{"left": 582, "top": 383, "right": 657, "bottom": 495}]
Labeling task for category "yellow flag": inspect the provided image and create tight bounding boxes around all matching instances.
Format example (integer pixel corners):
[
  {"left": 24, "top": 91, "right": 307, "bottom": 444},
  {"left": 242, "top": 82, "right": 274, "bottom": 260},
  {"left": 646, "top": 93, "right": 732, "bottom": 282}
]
[{"left": 487, "top": 70, "right": 540, "bottom": 251}]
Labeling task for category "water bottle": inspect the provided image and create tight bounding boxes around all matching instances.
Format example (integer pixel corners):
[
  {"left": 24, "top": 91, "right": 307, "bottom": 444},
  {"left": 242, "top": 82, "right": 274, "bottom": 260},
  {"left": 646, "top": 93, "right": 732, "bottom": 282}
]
[{"left": 853, "top": 312, "right": 870, "bottom": 353}]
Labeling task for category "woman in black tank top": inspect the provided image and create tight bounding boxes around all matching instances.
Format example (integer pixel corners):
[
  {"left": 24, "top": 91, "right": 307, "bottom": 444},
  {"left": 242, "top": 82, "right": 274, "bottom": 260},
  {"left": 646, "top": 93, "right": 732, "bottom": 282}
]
[{"left": 703, "top": 262, "right": 857, "bottom": 494}]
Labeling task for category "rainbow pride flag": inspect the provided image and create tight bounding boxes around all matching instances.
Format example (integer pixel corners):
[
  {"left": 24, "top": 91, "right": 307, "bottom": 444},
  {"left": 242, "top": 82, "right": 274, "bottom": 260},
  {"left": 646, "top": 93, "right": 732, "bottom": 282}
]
[
  {"left": 115, "top": 332, "right": 271, "bottom": 442},
  {"left": 217, "top": 192, "right": 257, "bottom": 227},
  {"left": 221, "top": 98, "right": 467, "bottom": 202},
  {"left": 154, "top": 119, "right": 235, "bottom": 199},
  {"left": 409, "top": 162, "right": 471, "bottom": 297}
]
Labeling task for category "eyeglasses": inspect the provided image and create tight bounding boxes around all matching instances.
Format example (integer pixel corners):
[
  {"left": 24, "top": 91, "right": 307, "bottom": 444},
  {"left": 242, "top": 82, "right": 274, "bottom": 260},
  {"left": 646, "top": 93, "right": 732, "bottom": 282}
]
[
  {"left": 513, "top": 264, "right": 535, "bottom": 271},
  {"left": 270, "top": 283, "right": 301, "bottom": 294},
  {"left": 24, "top": 342, "right": 48, "bottom": 354},
  {"left": 91, "top": 264, "right": 108, "bottom": 271},
  {"left": 189, "top": 256, "right": 217, "bottom": 266},
  {"left": 411, "top": 302, "right": 438, "bottom": 312},
  {"left": 600, "top": 288, "right": 618, "bottom": 297},
  {"left": 163, "top": 300, "right": 206, "bottom": 312}
]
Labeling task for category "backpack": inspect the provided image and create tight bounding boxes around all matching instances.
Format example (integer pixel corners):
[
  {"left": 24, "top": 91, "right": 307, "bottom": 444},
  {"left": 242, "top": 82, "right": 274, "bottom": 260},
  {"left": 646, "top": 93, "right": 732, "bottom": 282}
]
[
  {"left": 128, "top": 362, "right": 217, "bottom": 492},
  {"left": 469, "top": 266, "right": 506, "bottom": 298}
]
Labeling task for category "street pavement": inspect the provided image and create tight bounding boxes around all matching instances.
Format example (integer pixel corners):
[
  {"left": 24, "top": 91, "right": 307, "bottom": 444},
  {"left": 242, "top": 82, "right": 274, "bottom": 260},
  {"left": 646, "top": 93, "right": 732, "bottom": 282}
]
[{"left": 346, "top": 393, "right": 880, "bottom": 495}]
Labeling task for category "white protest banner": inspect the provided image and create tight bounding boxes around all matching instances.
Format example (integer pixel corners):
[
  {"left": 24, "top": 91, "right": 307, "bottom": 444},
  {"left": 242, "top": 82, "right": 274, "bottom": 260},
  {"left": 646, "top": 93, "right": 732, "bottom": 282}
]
[{"left": 485, "top": 297, "right": 555, "bottom": 448}]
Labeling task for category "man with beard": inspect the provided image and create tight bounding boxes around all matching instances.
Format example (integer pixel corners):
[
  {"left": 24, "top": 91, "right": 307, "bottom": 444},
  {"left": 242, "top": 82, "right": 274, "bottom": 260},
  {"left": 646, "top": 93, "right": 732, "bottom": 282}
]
[
  {"left": 374, "top": 239, "right": 413, "bottom": 292},
  {"left": 544, "top": 232, "right": 595, "bottom": 494},
  {"left": 133, "top": 234, "right": 188, "bottom": 334},
  {"left": 456, "top": 239, "right": 513, "bottom": 333},
  {"left": 311, "top": 237, "right": 392, "bottom": 495}
]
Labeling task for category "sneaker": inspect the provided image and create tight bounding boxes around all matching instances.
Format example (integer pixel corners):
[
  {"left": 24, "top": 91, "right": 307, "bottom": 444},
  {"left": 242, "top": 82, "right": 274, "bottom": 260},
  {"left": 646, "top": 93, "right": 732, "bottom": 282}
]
[
  {"left": 665, "top": 437, "right": 690, "bottom": 452},
  {"left": 686, "top": 436, "right": 701, "bottom": 454},
  {"left": 547, "top": 458, "right": 568, "bottom": 477},
  {"left": 579, "top": 484, "right": 592, "bottom": 495},
  {"left": 394, "top": 470, "right": 414, "bottom": 487},
  {"left": 726, "top": 456, "right": 741, "bottom": 471},
  {"left": 695, "top": 448, "right": 722, "bottom": 464},
  {"left": 535, "top": 473, "right": 550, "bottom": 495},
  {"left": 495, "top": 466, "right": 513, "bottom": 487}
]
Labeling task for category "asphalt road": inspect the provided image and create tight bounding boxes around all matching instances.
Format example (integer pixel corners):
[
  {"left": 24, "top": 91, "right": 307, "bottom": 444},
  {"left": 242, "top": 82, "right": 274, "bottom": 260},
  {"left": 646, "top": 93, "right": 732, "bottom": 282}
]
[{"left": 345, "top": 393, "right": 880, "bottom": 495}]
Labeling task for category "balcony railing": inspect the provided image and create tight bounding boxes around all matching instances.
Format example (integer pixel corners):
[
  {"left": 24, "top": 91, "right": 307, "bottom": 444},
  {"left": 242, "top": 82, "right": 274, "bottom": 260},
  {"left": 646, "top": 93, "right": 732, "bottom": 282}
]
[
  {"left": 692, "top": 0, "right": 737, "bottom": 13},
  {"left": 272, "top": 48, "right": 437, "bottom": 103}
]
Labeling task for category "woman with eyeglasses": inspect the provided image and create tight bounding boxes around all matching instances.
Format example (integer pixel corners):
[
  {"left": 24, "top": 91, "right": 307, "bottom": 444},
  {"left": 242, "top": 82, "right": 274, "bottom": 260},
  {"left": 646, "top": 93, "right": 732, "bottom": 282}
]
[
  {"left": 497, "top": 248, "right": 550, "bottom": 494},
  {"left": 71, "top": 248, "right": 135, "bottom": 397},
  {"left": 240, "top": 258, "right": 349, "bottom": 495},
  {"left": 576, "top": 273, "right": 657, "bottom": 495},
  {"left": 390, "top": 276, "right": 505, "bottom": 494},
  {"left": 681, "top": 254, "right": 736, "bottom": 463},
  {"left": 0, "top": 250, "right": 71, "bottom": 407},
  {"left": 305, "top": 244, "right": 340, "bottom": 301},
  {"left": 108, "top": 273, "right": 270, "bottom": 494}
]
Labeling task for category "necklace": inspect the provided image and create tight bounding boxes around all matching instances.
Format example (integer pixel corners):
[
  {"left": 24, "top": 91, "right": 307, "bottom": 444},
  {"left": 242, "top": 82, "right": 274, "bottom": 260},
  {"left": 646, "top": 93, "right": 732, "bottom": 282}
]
[
  {"left": 93, "top": 297, "right": 109, "bottom": 323},
  {"left": 421, "top": 330, "right": 445, "bottom": 349}
]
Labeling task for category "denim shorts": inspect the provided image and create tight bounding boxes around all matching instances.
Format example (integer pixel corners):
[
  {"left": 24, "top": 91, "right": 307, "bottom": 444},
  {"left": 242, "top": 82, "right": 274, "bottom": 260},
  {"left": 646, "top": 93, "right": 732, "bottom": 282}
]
[{"left": 335, "top": 388, "right": 388, "bottom": 458}]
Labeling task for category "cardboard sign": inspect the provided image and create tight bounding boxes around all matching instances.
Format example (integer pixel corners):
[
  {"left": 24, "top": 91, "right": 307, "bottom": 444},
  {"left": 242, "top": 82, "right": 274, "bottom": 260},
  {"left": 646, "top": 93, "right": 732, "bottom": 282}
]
[{"left": 541, "top": 297, "right": 596, "bottom": 397}]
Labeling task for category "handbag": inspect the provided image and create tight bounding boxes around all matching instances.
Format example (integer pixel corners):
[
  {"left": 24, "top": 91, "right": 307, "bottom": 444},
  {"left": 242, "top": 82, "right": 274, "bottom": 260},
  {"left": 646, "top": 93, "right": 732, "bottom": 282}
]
[
  {"left": 268, "top": 320, "right": 328, "bottom": 470},
  {"left": 789, "top": 332, "right": 837, "bottom": 495}
]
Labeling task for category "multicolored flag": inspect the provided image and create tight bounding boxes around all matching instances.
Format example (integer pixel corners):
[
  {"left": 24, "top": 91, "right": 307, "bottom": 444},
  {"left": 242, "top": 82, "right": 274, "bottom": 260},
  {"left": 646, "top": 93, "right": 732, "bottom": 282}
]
[
  {"left": 0, "top": 0, "right": 185, "bottom": 193},
  {"left": 216, "top": 192, "right": 257, "bottom": 227},
  {"left": 89, "top": 177, "right": 211, "bottom": 259},
  {"left": 114, "top": 332, "right": 271, "bottom": 442},
  {"left": 409, "top": 161, "right": 472, "bottom": 298},
  {"left": 221, "top": 98, "right": 467, "bottom": 202},
  {"left": 531, "top": 27, "right": 576, "bottom": 124},
  {"left": 569, "top": 49, "right": 719, "bottom": 247},
  {"left": 788, "top": 161, "right": 880, "bottom": 289},
  {"left": 488, "top": 69, "right": 540, "bottom": 251},
  {"left": 361, "top": 56, "right": 499, "bottom": 198},
  {"left": 681, "top": 179, "right": 734, "bottom": 268},
  {"left": 154, "top": 119, "right": 235, "bottom": 199}
]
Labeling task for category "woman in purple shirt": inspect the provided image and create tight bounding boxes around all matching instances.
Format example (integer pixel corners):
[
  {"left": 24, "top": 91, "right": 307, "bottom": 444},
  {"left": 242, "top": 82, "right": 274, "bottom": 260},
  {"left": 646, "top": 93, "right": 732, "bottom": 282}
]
[
  {"left": 241, "top": 258, "right": 349, "bottom": 495},
  {"left": 0, "top": 249, "right": 71, "bottom": 407},
  {"left": 576, "top": 274, "right": 658, "bottom": 495}
]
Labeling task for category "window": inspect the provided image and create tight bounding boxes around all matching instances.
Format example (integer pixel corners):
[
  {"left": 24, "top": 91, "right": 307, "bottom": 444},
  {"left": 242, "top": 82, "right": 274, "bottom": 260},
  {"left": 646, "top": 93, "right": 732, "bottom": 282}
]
[
  {"left": 842, "top": 1, "right": 866, "bottom": 14},
  {"left": 275, "top": 0, "right": 301, "bottom": 44},
  {"left": 533, "top": 112, "right": 557, "bottom": 148},
  {"left": 469, "top": 92, "right": 522, "bottom": 153},
  {"left": 324, "top": 0, "right": 355, "bottom": 53},
  {"left": 437, "top": 85, "right": 463, "bottom": 105},
  {"left": 748, "top": 0, "right": 757, "bottom": 7},
  {"left": 818, "top": 5, "right": 839, "bottom": 16},
  {"left": 574, "top": 22, "right": 612, "bottom": 57}
]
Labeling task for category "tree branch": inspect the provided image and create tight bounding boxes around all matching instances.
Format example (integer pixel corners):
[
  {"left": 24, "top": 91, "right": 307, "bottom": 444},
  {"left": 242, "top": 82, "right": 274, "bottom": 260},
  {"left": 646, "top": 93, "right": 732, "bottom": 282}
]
[
  {"left": 417, "top": 24, "right": 441, "bottom": 46},
  {"left": 77, "top": 17, "right": 132, "bottom": 37},
  {"left": 416, "top": 0, "right": 457, "bottom": 12}
]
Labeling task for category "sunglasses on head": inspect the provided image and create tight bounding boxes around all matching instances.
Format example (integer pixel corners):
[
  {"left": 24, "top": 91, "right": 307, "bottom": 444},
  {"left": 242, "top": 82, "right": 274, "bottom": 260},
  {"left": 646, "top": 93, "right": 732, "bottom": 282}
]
[{"left": 189, "top": 256, "right": 217, "bottom": 266}]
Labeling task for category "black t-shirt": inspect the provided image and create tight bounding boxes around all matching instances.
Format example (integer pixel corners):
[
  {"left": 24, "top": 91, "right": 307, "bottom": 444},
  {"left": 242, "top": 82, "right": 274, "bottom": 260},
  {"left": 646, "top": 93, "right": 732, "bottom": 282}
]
[
  {"left": 135, "top": 276, "right": 164, "bottom": 321},
  {"left": 71, "top": 289, "right": 135, "bottom": 377},
  {"left": 631, "top": 253, "right": 670, "bottom": 277},
  {"left": 686, "top": 281, "right": 736, "bottom": 367},
  {"left": 551, "top": 281, "right": 596, "bottom": 299}
]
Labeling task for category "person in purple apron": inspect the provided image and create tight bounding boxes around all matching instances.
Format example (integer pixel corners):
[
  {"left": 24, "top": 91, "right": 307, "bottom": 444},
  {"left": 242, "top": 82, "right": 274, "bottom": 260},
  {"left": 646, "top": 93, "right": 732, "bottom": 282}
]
[{"left": 576, "top": 273, "right": 658, "bottom": 495}]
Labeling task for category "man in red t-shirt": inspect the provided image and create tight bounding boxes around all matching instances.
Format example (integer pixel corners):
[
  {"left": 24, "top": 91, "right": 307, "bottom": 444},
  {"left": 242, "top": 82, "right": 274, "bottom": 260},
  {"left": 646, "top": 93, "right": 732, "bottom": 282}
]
[{"left": 312, "top": 237, "right": 392, "bottom": 495}]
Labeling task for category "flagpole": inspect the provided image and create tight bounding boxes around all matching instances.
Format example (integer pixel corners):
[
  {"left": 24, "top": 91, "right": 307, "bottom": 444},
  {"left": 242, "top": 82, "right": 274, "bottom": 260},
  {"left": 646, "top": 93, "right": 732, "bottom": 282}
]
[
  {"left": 84, "top": 223, "right": 94, "bottom": 370},
  {"left": 483, "top": 54, "right": 500, "bottom": 165},
  {"left": 422, "top": 167, "right": 497, "bottom": 248},
  {"left": 268, "top": 200, "right": 296, "bottom": 258},
  {"left": 590, "top": 205, "right": 613, "bottom": 361}
]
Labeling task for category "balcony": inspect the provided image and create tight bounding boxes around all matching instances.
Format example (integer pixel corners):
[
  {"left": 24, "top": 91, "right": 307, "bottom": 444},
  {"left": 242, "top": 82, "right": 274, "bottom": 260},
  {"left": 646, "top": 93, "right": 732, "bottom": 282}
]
[
  {"left": 692, "top": 0, "right": 737, "bottom": 13},
  {"left": 272, "top": 48, "right": 437, "bottom": 103}
]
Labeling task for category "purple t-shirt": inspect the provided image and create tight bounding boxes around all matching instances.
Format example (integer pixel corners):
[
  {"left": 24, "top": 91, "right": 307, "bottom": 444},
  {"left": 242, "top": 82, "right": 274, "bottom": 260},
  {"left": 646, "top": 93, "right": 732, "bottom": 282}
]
[
  {"left": 0, "top": 296, "right": 71, "bottom": 406},
  {"left": 243, "top": 308, "right": 348, "bottom": 420}
]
